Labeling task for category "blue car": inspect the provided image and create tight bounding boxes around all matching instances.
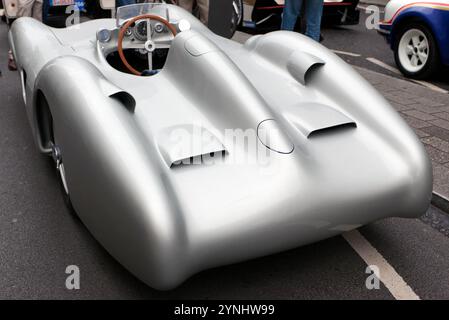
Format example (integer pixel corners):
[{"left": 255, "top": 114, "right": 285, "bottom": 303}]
[{"left": 378, "top": 0, "right": 449, "bottom": 79}]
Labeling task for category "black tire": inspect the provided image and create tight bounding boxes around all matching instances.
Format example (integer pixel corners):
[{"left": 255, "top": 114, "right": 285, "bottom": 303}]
[
  {"left": 394, "top": 22, "right": 440, "bottom": 79},
  {"left": 38, "top": 93, "right": 77, "bottom": 217},
  {"left": 51, "top": 141, "right": 77, "bottom": 217},
  {"left": 231, "top": 0, "right": 244, "bottom": 28}
]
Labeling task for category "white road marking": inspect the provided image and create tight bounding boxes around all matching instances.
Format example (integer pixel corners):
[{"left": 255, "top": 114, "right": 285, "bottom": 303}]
[
  {"left": 366, "top": 57, "right": 401, "bottom": 74},
  {"left": 332, "top": 49, "right": 362, "bottom": 57},
  {"left": 357, "top": 4, "right": 385, "bottom": 13},
  {"left": 366, "top": 57, "right": 449, "bottom": 94},
  {"left": 343, "top": 229, "right": 420, "bottom": 300}
]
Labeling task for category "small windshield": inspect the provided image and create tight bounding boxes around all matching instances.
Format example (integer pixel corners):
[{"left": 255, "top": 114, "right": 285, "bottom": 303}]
[{"left": 116, "top": 3, "right": 171, "bottom": 26}]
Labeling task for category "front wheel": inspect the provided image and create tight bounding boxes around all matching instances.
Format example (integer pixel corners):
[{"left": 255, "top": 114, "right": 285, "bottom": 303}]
[
  {"left": 51, "top": 142, "right": 77, "bottom": 217},
  {"left": 394, "top": 23, "right": 440, "bottom": 79}
]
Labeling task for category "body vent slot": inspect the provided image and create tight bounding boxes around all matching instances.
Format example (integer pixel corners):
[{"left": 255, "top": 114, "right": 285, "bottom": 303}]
[
  {"left": 158, "top": 125, "right": 227, "bottom": 168},
  {"left": 171, "top": 150, "right": 227, "bottom": 168},
  {"left": 284, "top": 103, "right": 356, "bottom": 138},
  {"left": 308, "top": 122, "right": 356, "bottom": 138}
]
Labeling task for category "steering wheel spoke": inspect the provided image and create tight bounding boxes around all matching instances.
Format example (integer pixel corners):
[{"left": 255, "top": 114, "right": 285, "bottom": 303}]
[
  {"left": 147, "top": 52, "right": 153, "bottom": 71},
  {"left": 155, "top": 42, "right": 171, "bottom": 50},
  {"left": 146, "top": 19, "right": 153, "bottom": 41}
]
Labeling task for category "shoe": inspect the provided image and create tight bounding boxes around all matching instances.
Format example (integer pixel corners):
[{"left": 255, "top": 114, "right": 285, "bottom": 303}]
[{"left": 8, "top": 51, "right": 17, "bottom": 71}]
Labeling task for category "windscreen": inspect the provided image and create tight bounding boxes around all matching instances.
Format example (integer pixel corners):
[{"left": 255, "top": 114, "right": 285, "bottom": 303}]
[{"left": 116, "top": 3, "right": 171, "bottom": 26}]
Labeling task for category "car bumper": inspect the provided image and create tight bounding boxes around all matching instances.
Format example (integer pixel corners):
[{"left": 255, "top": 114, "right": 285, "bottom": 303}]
[{"left": 377, "top": 22, "right": 392, "bottom": 43}]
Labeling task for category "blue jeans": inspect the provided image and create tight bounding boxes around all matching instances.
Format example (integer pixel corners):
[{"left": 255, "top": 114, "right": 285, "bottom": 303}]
[
  {"left": 281, "top": 0, "right": 324, "bottom": 42},
  {"left": 116, "top": 0, "right": 136, "bottom": 7}
]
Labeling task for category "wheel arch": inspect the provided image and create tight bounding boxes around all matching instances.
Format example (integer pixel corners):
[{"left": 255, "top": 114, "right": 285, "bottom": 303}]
[
  {"left": 391, "top": 12, "right": 442, "bottom": 60},
  {"left": 34, "top": 89, "right": 55, "bottom": 154}
]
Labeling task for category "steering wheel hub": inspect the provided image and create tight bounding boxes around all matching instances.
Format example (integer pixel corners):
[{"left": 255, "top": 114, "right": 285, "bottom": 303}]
[{"left": 144, "top": 40, "right": 156, "bottom": 53}]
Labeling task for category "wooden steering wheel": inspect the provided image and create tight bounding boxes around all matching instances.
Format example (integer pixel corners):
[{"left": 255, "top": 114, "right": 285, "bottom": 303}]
[{"left": 117, "top": 14, "right": 177, "bottom": 76}]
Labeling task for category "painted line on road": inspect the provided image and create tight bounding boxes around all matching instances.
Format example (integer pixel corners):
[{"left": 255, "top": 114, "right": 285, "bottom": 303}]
[
  {"left": 357, "top": 4, "right": 385, "bottom": 13},
  {"left": 343, "top": 229, "right": 420, "bottom": 300},
  {"left": 366, "top": 57, "right": 401, "bottom": 74},
  {"left": 332, "top": 49, "right": 362, "bottom": 57},
  {"left": 366, "top": 57, "right": 449, "bottom": 94}
]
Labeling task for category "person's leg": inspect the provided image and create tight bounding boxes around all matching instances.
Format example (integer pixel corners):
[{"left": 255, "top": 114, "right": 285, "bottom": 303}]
[
  {"left": 177, "top": 0, "right": 194, "bottom": 12},
  {"left": 196, "top": 0, "right": 209, "bottom": 25},
  {"left": 17, "top": 0, "right": 35, "bottom": 18},
  {"left": 304, "top": 0, "right": 323, "bottom": 41},
  {"left": 281, "top": 0, "right": 303, "bottom": 31},
  {"left": 32, "top": 0, "right": 43, "bottom": 22},
  {"left": 116, "top": 0, "right": 136, "bottom": 7},
  {"left": 11, "top": 0, "right": 36, "bottom": 71},
  {"left": 42, "top": 0, "right": 50, "bottom": 24}
]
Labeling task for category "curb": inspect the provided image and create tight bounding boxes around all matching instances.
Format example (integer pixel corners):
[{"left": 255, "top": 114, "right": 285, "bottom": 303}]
[{"left": 432, "top": 192, "right": 449, "bottom": 214}]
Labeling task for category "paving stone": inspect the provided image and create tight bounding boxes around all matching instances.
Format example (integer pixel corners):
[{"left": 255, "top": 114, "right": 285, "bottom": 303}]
[
  {"left": 433, "top": 165, "right": 449, "bottom": 197},
  {"left": 423, "top": 144, "right": 449, "bottom": 164},
  {"left": 433, "top": 164, "right": 449, "bottom": 185},
  {"left": 429, "top": 119, "right": 449, "bottom": 131},
  {"left": 389, "top": 101, "right": 415, "bottom": 112},
  {"left": 421, "top": 136, "right": 449, "bottom": 153},
  {"left": 433, "top": 112, "right": 449, "bottom": 121},
  {"left": 421, "top": 126, "right": 449, "bottom": 142},
  {"left": 386, "top": 95, "right": 417, "bottom": 105},
  {"left": 413, "top": 129, "right": 431, "bottom": 138},
  {"left": 413, "top": 97, "right": 446, "bottom": 107},
  {"left": 408, "top": 103, "right": 449, "bottom": 114},
  {"left": 401, "top": 115, "right": 432, "bottom": 129},
  {"left": 402, "top": 110, "right": 437, "bottom": 121}
]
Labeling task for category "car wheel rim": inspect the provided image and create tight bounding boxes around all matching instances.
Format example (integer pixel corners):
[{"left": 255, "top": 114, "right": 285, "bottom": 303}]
[
  {"left": 398, "top": 28, "right": 429, "bottom": 73},
  {"left": 52, "top": 144, "right": 69, "bottom": 196}
]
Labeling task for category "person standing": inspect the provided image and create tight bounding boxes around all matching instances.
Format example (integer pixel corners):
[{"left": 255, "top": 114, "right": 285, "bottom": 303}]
[
  {"left": 116, "top": 0, "right": 136, "bottom": 7},
  {"left": 8, "top": 0, "right": 43, "bottom": 70},
  {"left": 178, "top": 0, "right": 209, "bottom": 25},
  {"left": 281, "top": 0, "right": 324, "bottom": 42}
]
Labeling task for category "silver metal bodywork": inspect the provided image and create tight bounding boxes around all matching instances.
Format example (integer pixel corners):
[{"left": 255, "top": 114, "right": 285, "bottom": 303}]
[{"left": 9, "top": 4, "right": 432, "bottom": 290}]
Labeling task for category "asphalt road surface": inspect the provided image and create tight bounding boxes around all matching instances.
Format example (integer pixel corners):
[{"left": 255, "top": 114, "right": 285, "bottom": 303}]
[{"left": 1, "top": 17, "right": 449, "bottom": 299}]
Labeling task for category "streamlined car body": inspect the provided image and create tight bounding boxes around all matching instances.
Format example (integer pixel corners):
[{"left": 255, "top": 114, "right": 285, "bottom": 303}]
[{"left": 9, "top": 3, "right": 432, "bottom": 290}]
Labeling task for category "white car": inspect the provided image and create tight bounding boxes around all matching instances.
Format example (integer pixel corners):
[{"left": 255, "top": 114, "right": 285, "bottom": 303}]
[{"left": 379, "top": 0, "right": 449, "bottom": 79}]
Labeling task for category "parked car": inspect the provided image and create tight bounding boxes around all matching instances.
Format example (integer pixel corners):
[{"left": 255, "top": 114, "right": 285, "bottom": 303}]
[
  {"left": 378, "top": 0, "right": 449, "bottom": 79},
  {"left": 241, "top": 0, "right": 360, "bottom": 33},
  {"left": 1, "top": 0, "right": 111, "bottom": 27},
  {"left": 9, "top": 3, "right": 431, "bottom": 289}
]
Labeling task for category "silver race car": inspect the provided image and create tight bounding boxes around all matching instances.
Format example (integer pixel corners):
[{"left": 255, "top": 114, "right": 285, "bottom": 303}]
[{"left": 9, "top": 3, "right": 432, "bottom": 290}]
